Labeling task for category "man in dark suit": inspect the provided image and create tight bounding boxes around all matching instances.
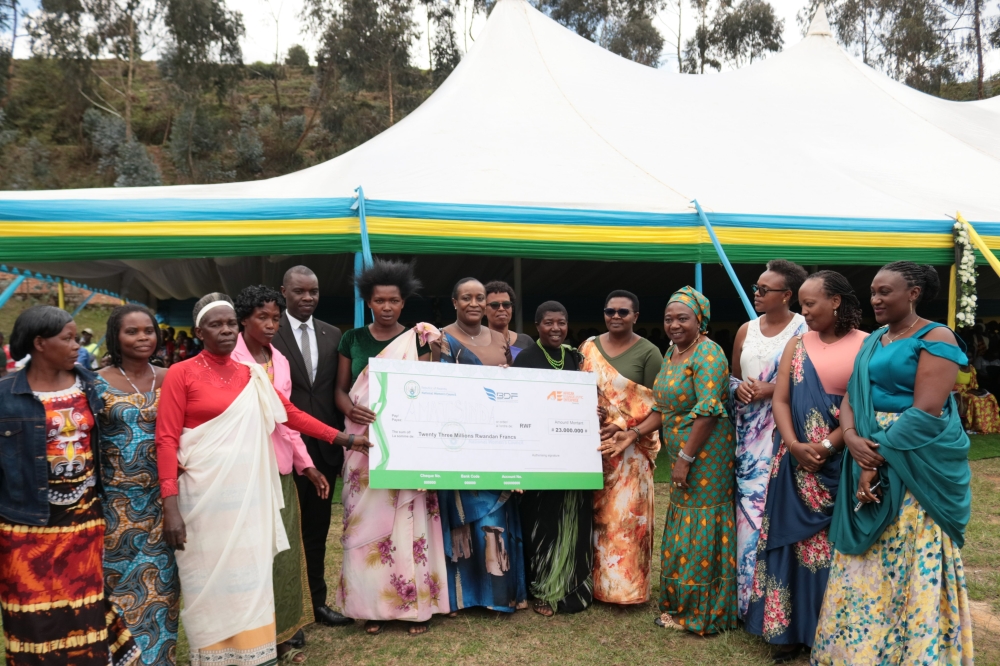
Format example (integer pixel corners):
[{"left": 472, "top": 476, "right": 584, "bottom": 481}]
[{"left": 273, "top": 265, "right": 353, "bottom": 629}]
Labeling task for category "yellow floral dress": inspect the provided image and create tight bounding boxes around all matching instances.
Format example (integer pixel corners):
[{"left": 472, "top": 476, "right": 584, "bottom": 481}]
[{"left": 653, "top": 338, "right": 739, "bottom": 635}]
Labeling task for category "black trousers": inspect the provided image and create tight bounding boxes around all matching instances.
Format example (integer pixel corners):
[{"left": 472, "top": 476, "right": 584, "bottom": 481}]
[{"left": 293, "top": 446, "right": 341, "bottom": 611}]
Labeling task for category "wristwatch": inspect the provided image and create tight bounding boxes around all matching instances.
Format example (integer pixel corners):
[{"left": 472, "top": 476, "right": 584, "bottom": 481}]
[
  {"left": 821, "top": 438, "right": 833, "bottom": 453},
  {"left": 678, "top": 450, "right": 696, "bottom": 463}
]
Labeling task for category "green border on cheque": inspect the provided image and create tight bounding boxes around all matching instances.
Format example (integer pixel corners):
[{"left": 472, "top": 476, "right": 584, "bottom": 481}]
[{"left": 369, "top": 470, "right": 605, "bottom": 490}]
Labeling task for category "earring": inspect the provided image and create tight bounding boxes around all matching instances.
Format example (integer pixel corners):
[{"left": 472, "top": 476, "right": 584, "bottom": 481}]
[
  {"left": 834, "top": 309, "right": 838, "bottom": 317},
  {"left": 783, "top": 299, "right": 788, "bottom": 305}
]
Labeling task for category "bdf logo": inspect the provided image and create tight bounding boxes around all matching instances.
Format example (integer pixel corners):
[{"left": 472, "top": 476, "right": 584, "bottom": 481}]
[
  {"left": 547, "top": 391, "right": 583, "bottom": 404},
  {"left": 484, "top": 388, "right": 518, "bottom": 402}
]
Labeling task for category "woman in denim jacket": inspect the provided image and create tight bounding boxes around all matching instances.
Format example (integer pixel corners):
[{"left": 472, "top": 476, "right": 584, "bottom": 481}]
[{"left": 0, "top": 305, "right": 138, "bottom": 666}]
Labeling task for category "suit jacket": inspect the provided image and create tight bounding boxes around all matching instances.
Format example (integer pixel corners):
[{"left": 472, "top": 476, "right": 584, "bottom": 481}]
[{"left": 272, "top": 311, "right": 344, "bottom": 471}]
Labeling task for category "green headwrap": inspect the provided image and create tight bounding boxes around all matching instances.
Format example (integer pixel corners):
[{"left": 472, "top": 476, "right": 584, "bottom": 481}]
[{"left": 667, "top": 286, "right": 710, "bottom": 333}]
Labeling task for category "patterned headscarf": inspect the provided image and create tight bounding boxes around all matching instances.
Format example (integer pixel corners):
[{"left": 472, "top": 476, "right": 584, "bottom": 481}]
[{"left": 667, "top": 286, "right": 711, "bottom": 333}]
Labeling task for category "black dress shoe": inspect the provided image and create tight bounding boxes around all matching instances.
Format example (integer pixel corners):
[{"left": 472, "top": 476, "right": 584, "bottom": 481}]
[
  {"left": 284, "top": 629, "right": 306, "bottom": 649},
  {"left": 315, "top": 606, "right": 353, "bottom": 627}
]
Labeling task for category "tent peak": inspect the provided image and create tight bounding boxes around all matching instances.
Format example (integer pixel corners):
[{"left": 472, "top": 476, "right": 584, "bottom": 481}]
[{"left": 807, "top": 3, "right": 833, "bottom": 36}]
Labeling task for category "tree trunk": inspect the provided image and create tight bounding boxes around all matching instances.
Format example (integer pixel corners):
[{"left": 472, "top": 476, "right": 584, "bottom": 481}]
[
  {"left": 388, "top": 66, "right": 395, "bottom": 125},
  {"left": 974, "top": 0, "right": 984, "bottom": 99},
  {"left": 186, "top": 107, "right": 197, "bottom": 181},
  {"left": 428, "top": 12, "right": 434, "bottom": 71},
  {"left": 125, "top": 14, "right": 134, "bottom": 142},
  {"left": 677, "top": 0, "right": 682, "bottom": 73},
  {"left": 4, "top": 0, "right": 18, "bottom": 106}
]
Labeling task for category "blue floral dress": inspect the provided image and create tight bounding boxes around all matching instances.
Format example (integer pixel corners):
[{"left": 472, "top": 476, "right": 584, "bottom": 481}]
[{"left": 96, "top": 377, "right": 180, "bottom": 666}]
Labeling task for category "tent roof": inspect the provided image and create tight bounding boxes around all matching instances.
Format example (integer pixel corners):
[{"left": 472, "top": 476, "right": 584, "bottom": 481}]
[{"left": 2, "top": 0, "right": 999, "bottom": 302}]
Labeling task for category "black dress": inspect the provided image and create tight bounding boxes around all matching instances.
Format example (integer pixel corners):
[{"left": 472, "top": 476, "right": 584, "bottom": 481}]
[{"left": 513, "top": 343, "right": 594, "bottom": 613}]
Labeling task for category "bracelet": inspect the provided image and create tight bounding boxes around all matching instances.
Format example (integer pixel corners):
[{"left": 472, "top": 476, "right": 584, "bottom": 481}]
[
  {"left": 347, "top": 433, "right": 355, "bottom": 448},
  {"left": 629, "top": 426, "right": 642, "bottom": 439},
  {"left": 843, "top": 427, "right": 856, "bottom": 435},
  {"left": 678, "top": 450, "right": 696, "bottom": 463}
]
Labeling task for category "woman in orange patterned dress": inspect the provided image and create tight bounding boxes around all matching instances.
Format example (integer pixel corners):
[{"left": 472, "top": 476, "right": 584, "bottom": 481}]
[
  {"left": 0, "top": 306, "right": 138, "bottom": 666},
  {"left": 579, "top": 290, "right": 663, "bottom": 605}
]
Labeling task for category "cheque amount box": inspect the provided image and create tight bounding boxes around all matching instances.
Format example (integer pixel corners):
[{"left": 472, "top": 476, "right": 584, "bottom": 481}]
[{"left": 366, "top": 358, "right": 604, "bottom": 490}]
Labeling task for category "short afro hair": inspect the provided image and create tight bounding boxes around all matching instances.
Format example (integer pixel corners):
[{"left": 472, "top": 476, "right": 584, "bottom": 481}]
[
  {"left": 764, "top": 259, "right": 809, "bottom": 302},
  {"left": 105, "top": 305, "right": 161, "bottom": 367},
  {"left": 483, "top": 280, "right": 516, "bottom": 303},
  {"left": 354, "top": 259, "right": 422, "bottom": 302},
  {"left": 9, "top": 305, "right": 74, "bottom": 361},
  {"left": 605, "top": 289, "right": 639, "bottom": 312},
  {"left": 451, "top": 277, "right": 483, "bottom": 300},
  {"left": 234, "top": 285, "right": 286, "bottom": 330},
  {"left": 535, "top": 300, "right": 568, "bottom": 323}
]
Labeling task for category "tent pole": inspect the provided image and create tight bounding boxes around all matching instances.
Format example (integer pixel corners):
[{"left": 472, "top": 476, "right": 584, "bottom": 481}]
[
  {"left": 71, "top": 292, "right": 96, "bottom": 317},
  {"left": 353, "top": 186, "right": 375, "bottom": 329},
  {"left": 693, "top": 199, "right": 757, "bottom": 320},
  {"left": 694, "top": 263, "right": 703, "bottom": 293},
  {"left": 353, "top": 252, "right": 364, "bottom": 329},
  {"left": 57, "top": 278, "right": 66, "bottom": 310},
  {"left": 0, "top": 274, "right": 26, "bottom": 310},
  {"left": 514, "top": 257, "right": 523, "bottom": 334}
]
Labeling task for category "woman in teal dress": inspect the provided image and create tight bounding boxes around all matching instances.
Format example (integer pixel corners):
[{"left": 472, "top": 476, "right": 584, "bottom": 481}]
[
  {"left": 650, "top": 287, "right": 738, "bottom": 635},
  {"left": 95, "top": 305, "right": 179, "bottom": 665},
  {"left": 813, "top": 262, "right": 974, "bottom": 665}
]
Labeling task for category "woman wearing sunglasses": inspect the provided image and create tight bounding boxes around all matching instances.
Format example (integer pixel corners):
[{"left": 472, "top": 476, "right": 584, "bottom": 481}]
[
  {"left": 483, "top": 280, "right": 534, "bottom": 359},
  {"left": 729, "top": 260, "right": 808, "bottom": 619},
  {"left": 579, "top": 290, "right": 663, "bottom": 606}
]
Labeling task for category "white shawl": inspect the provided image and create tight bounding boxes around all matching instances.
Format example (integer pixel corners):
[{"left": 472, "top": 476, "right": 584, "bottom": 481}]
[{"left": 174, "top": 363, "right": 290, "bottom": 649}]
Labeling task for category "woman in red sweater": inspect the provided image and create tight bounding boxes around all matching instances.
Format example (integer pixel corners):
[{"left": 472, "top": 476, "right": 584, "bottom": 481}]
[{"left": 156, "top": 293, "right": 368, "bottom": 666}]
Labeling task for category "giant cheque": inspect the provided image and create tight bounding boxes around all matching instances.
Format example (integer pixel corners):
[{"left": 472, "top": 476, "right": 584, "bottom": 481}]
[{"left": 366, "top": 358, "right": 603, "bottom": 490}]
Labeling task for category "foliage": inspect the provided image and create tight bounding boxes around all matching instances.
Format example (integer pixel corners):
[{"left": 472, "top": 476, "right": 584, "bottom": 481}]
[
  {"left": 541, "top": 0, "right": 667, "bottom": 65},
  {"left": 954, "top": 220, "right": 977, "bottom": 327},
  {"left": 113, "top": 138, "right": 162, "bottom": 186},
  {"left": 82, "top": 107, "right": 161, "bottom": 186},
  {"left": 711, "top": 0, "right": 783, "bottom": 68},
  {"left": 285, "top": 43, "right": 311, "bottom": 67},
  {"left": 431, "top": 5, "right": 462, "bottom": 85}
]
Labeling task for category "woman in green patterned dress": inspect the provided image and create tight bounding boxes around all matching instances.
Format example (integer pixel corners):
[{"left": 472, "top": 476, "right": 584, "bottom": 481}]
[{"left": 652, "top": 286, "right": 738, "bottom": 635}]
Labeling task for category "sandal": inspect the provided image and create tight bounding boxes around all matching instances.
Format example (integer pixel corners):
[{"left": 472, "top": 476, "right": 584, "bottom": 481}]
[
  {"left": 364, "top": 620, "right": 384, "bottom": 635},
  {"left": 408, "top": 621, "right": 430, "bottom": 636},
  {"left": 278, "top": 647, "right": 307, "bottom": 664},
  {"left": 532, "top": 600, "right": 554, "bottom": 617},
  {"left": 654, "top": 613, "right": 684, "bottom": 630},
  {"left": 772, "top": 645, "right": 803, "bottom": 664}
]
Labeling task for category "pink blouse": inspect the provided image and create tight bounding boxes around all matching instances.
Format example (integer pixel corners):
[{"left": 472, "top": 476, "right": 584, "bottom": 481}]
[
  {"left": 802, "top": 329, "right": 869, "bottom": 396},
  {"left": 231, "top": 333, "right": 317, "bottom": 476}
]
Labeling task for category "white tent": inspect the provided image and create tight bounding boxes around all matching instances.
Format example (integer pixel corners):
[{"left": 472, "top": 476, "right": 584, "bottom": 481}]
[{"left": 2, "top": 0, "right": 998, "bottom": 303}]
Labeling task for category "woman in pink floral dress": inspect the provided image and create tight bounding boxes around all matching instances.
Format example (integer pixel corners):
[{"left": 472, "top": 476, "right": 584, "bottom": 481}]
[{"left": 744, "top": 271, "right": 867, "bottom": 662}]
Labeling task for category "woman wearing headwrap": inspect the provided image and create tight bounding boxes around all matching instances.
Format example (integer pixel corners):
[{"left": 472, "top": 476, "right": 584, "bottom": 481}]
[{"left": 650, "top": 287, "right": 738, "bottom": 634}]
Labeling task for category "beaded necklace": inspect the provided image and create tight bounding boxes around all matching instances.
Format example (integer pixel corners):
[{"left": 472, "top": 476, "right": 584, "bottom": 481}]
[{"left": 536, "top": 339, "right": 567, "bottom": 370}]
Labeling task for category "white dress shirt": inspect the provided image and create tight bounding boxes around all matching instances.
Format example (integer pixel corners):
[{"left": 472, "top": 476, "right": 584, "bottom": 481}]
[{"left": 287, "top": 312, "right": 319, "bottom": 380}]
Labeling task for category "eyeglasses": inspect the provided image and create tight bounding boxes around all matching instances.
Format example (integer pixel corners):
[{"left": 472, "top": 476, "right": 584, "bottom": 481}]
[
  {"left": 487, "top": 301, "right": 513, "bottom": 310},
  {"left": 603, "top": 308, "right": 633, "bottom": 318},
  {"left": 751, "top": 284, "right": 786, "bottom": 297}
]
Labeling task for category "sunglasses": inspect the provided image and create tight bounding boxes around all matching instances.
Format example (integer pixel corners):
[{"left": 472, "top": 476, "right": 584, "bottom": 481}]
[
  {"left": 487, "top": 301, "right": 513, "bottom": 310},
  {"left": 603, "top": 308, "right": 633, "bottom": 318},
  {"left": 751, "top": 284, "right": 787, "bottom": 297}
]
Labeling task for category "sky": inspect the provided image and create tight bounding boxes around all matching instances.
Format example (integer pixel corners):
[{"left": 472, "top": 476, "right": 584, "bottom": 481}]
[{"left": 7, "top": 0, "right": 998, "bottom": 78}]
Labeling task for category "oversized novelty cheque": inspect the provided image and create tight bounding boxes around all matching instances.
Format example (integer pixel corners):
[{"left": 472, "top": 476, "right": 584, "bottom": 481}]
[{"left": 366, "top": 358, "right": 603, "bottom": 490}]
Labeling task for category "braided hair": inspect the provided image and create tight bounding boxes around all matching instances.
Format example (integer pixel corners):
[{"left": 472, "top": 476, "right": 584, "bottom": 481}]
[
  {"left": 879, "top": 261, "right": 941, "bottom": 305},
  {"left": 809, "top": 270, "right": 862, "bottom": 336}
]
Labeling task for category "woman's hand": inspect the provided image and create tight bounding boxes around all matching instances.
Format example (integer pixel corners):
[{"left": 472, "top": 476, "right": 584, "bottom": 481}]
[
  {"left": 788, "top": 440, "right": 824, "bottom": 473},
  {"left": 844, "top": 430, "right": 885, "bottom": 470},
  {"left": 162, "top": 497, "right": 187, "bottom": 551},
  {"left": 596, "top": 406, "right": 608, "bottom": 422},
  {"left": 303, "top": 467, "right": 330, "bottom": 499},
  {"left": 735, "top": 378, "right": 755, "bottom": 404},
  {"left": 599, "top": 422, "right": 622, "bottom": 440},
  {"left": 349, "top": 434, "right": 372, "bottom": 454},
  {"left": 598, "top": 430, "right": 634, "bottom": 459},
  {"left": 349, "top": 404, "right": 377, "bottom": 425},
  {"left": 671, "top": 458, "right": 692, "bottom": 489},
  {"left": 856, "top": 467, "right": 882, "bottom": 505}
]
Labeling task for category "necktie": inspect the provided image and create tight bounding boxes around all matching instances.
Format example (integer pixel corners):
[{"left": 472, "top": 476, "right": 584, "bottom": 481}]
[{"left": 300, "top": 322, "right": 315, "bottom": 382}]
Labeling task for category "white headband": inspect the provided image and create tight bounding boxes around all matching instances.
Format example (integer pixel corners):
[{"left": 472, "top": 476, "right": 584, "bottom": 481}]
[{"left": 194, "top": 300, "right": 235, "bottom": 327}]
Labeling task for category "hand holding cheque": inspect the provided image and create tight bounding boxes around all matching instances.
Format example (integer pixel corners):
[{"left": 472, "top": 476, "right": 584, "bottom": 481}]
[{"left": 364, "top": 359, "right": 605, "bottom": 490}]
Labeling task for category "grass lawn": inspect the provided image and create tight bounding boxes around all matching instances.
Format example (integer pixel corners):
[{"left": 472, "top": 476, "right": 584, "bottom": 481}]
[{"left": 168, "top": 462, "right": 1000, "bottom": 666}]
